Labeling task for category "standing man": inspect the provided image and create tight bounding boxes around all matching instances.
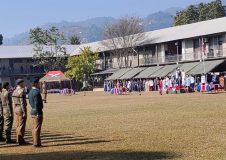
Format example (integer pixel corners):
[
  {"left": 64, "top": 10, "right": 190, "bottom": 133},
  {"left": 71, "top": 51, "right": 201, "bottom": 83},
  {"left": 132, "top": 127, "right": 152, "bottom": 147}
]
[
  {"left": 12, "top": 79, "right": 27, "bottom": 145},
  {"left": 0, "top": 83, "right": 4, "bottom": 142},
  {"left": 28, "top": 78, "right": 43, "bottom": 147},
  {"left": 41, "top": 81, "right": 47, "bottom": 103},
  {"left": 1, "top": 82, "right": 14, "bottom": 143}
]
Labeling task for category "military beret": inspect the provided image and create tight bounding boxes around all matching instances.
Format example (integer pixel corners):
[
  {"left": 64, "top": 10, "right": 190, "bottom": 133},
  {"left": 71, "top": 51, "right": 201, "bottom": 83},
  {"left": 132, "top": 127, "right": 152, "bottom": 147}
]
[
  {"left": 2, "top": 82, "right": 9, "bottom": 88},
  {"left": 16, "top": 79, "right": 24, "bottom": 85},
  {"left": 30, "top": 77, "right": 40, "bottom": 83}
]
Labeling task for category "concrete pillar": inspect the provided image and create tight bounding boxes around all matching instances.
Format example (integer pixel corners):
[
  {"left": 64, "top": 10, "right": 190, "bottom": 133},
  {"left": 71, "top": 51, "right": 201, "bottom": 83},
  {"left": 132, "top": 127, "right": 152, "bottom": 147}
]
[
  {"left": 182, "top": 40, "right": 186, "bottom": 61},
  {"left": 155, "top": 45, "right": 158, "bottom": 64},
  {"left": 160, "top": 44, "right": 165, "bottom": 63}
]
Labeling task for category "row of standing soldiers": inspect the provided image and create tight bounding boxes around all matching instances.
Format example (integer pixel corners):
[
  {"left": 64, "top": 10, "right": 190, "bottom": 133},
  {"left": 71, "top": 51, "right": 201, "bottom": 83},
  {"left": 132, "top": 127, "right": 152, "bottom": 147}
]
[{"left": 0, "top": 78, "right": 44, "bottom": 147}]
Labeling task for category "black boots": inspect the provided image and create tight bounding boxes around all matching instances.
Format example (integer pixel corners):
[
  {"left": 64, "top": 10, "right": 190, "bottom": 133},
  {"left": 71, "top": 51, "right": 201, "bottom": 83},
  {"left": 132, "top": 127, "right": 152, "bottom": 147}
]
[
  {"left": 0, "top": 136, "right": 5, "bottom": 142},
  {"left": 18, "top": 135, "right": 28, "bottom": 145},
  {"left": 5, "top": 131, "right": 15, "bottom": 144}
]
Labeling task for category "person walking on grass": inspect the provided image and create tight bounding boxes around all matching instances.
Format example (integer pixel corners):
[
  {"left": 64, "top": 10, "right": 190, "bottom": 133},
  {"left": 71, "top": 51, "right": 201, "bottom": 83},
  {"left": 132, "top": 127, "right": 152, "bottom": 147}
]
[{"left": 28, "top": 78, "right": 44, "bottom": 147}]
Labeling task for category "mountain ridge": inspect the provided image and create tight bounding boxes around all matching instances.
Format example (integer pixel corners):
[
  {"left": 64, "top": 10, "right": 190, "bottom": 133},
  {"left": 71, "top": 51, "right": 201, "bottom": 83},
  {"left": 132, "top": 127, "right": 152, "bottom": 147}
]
[{"left": 3, "top": 8, "right": 181, "bottom": 45}]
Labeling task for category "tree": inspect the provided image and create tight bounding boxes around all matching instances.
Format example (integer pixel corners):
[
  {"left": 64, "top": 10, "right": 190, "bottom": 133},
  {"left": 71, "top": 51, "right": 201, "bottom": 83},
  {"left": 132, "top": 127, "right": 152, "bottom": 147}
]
[
  {"left": 70, "top": 35, "right": 81, "bottom": 45},
  {"left": 103, "top": 16, "right": 144, "bottom": 68},
  {"left": 65, "top": 47, "right": 98, "bottom": 83},
  {"left": 174, "top": 1, "right": 225, "bottom": 26},
  {"left": 29, "top": 26, "right": 68, "bottom": 72},
  {"left": 0, "top": 34, "right": 3, "bottom": 45}
]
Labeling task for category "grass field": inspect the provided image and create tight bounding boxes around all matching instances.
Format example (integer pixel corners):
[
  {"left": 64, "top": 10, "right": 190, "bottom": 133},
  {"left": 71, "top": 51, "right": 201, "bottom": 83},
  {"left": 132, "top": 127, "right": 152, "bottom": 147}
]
[{"left": 1, "top": 91, "right": 226, "bottom": 160}]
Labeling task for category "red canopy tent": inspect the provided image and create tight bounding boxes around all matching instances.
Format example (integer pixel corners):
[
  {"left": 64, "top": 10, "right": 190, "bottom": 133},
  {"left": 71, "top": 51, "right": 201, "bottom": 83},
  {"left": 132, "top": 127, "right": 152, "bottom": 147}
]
[
  {"left": 40, "top": 71, "right": 70, "bottom": 82},
  {"left": 40, "top": 71, "right": 72, "bottom": 93}
]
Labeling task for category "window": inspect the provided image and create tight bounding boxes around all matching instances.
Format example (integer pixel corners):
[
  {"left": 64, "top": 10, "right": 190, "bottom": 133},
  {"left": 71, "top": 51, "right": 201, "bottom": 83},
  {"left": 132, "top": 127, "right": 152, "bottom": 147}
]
[{"left": 193, "top": 39, "right": 200, "bottom": 50}]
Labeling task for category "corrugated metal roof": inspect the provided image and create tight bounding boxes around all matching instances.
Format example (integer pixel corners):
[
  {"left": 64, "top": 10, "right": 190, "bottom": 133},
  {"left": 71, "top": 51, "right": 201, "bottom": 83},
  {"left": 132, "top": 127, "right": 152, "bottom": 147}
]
[
  {"left": 150, "top": 64, "right": 179, "bottom": 78},
  {"left": 0, "top": 45, "right": 78, "bottom": 59},
  {"left": 188, "top": 60, "right": 225, "bottom": 75},
  {"left": 105, "top": 68, "right": 132, "bottom": 80},
  {"left": 119, "top": 68, "right": 146, "bottom": 80},
  {"left": 72, "top": 17, "right": 226, "bottom": 55},
  {"left": 168, "top": 62, "right": 200, "bottom": 76},
  {"left": 134, "top": 66, "right": 163, "bottom": 79},
  {"left": 91, "top": 68, "right": 119, "bottom": 76}
]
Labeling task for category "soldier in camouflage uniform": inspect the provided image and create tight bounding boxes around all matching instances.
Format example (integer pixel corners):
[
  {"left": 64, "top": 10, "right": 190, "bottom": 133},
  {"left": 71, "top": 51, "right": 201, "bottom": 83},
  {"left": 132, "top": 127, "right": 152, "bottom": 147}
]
[
  {"left": 1, "top": 82, "right": 14, "bottom": 144},
  {"left": 12, "top": 79, "right": 28, "bottom": 145},
  {"left": 0, "top": 83, "right": 5, "bottom": 142}
]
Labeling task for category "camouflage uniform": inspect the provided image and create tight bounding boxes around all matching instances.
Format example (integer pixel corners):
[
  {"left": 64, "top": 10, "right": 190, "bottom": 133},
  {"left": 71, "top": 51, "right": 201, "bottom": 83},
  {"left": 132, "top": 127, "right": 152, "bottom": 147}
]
[
  {"left": 1, "top": 88, "right": 13, "bottom": 142},
  {"left": 12, "top": 86, "right": 27, "bottom": 144}
]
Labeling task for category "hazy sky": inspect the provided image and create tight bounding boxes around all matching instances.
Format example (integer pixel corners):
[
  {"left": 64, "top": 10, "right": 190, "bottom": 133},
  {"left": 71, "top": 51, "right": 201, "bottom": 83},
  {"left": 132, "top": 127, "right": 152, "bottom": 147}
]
[{"left": 1, "top": 0, "right": 213, "bottom": 38}]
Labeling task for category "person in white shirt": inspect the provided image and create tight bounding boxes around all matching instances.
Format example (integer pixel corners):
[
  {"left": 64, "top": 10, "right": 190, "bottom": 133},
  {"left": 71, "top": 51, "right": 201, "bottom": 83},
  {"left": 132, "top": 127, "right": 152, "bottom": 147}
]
[
  {"left": 169, "top": 77, "right": 173, "bottom": 88},
  {"left": 201, "top": 74, "right": 206, "bottom": 84},
  {"left": 145, "top": 80, "right": 149, "bottom": 92},
  {"left": 190, "top": 75, "right": 195, "bottom": 89},
  {"left": 149, "top": 79, "right": 154, "bottom": 91},
  {"left": 165, "top": 77, "right": 169, "bottom": 89},
  {"left": 127, "top": 81, "right": 132, "bottom": 92}
]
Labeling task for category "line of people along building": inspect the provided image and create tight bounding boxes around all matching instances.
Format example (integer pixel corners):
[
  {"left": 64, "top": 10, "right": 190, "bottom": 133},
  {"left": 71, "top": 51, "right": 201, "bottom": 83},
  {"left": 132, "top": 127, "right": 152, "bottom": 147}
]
[{"left": 104, "top": 68, "right": 225, "bottom": 95}]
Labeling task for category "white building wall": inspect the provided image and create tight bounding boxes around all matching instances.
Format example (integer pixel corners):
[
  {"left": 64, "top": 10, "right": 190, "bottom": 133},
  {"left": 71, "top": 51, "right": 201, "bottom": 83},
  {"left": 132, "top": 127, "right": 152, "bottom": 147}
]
[
  {"left": 112, "top": 57, "right": 118, "bottom": 68},
  {"left": 223, "top": 34, "right": 226, "bottom": 57}
]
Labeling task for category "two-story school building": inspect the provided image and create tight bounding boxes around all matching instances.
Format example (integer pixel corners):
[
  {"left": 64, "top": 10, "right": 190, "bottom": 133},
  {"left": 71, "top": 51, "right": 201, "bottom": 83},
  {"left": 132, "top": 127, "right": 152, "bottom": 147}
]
[
  {"left": 72, "top": 17, "right": 226, "bottom": 81},
  {"left": 1, "top": 17, "right": 226, "bottom": 87}
]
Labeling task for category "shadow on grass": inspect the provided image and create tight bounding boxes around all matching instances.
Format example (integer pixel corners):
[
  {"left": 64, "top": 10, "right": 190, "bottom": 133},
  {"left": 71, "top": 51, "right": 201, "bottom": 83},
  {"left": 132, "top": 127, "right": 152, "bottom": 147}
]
[
  {"left": 0, "top": 150, "right": 181, "bottom": 160},
  {"left": 0, "top": 129, "right": 112, "bottom": 148}
]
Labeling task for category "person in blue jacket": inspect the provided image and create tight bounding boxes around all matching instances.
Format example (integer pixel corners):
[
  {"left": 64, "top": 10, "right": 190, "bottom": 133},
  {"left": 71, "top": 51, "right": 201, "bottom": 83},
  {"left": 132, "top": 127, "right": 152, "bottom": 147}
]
[{"left": 28, "top": 77, "right": 44, "bottom": 147}]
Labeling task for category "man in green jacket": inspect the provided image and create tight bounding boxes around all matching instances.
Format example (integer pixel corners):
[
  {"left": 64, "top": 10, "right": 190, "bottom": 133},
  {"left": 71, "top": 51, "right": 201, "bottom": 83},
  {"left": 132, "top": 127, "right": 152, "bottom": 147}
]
[{"left": 28, "top": 77, "right": 44, "bottom": 147}]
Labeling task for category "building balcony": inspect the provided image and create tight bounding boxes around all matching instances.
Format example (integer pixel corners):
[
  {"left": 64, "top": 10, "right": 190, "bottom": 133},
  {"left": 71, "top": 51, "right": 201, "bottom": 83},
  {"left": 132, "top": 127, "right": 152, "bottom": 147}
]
[
  {"left": 165, "top": 55, "right": 182, "bottom": 63},
  {"left": 0, "top": 69, "right": 44, "bottom": 76},
  {"left": 207, "top": 49, "right": 224, "bottom": 59}
]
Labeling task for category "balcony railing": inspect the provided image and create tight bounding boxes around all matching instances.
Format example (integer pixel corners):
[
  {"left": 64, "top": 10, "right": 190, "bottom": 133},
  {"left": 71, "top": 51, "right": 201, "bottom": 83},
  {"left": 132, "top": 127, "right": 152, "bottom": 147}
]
[
  {"left": 96, "top": 49, "right": 226, "bottom": 70},
  {"left": 207, "top": 49, "right": 224, "bottom": 58},
  {"left": 165, "top": 55, "right": 182, "bottom": 63}
]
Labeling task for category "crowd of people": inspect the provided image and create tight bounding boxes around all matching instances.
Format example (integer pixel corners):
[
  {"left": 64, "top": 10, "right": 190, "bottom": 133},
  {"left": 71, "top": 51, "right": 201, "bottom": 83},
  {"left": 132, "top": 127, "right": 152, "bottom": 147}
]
[
  {"left": 104, "top": 68, "right": 224, "bottom": 95},
  {"left": 0, "top": 78, "right": 45, "bottom": 147}
]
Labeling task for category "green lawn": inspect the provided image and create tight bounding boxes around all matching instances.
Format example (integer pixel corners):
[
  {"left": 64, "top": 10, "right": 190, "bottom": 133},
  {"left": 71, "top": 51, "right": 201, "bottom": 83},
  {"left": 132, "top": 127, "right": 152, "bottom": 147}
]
[{"left": 1, "top": 91, "right": 226, "bottom": 160}]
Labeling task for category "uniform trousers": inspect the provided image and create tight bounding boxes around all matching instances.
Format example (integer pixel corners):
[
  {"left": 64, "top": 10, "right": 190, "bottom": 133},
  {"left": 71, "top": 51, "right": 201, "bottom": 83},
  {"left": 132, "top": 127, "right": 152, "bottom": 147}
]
[
  {"left": 15, "top": 111, "right": 27, "bottom": 143},
  {"left": 0, "top": 114, "right": 3, "bottom": 138},
  {"left": 32, "top": 115, "right": 43, "bottom": 146},
  {"left": 3, "top": 108, "right": 13, "bottom": 139}
]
